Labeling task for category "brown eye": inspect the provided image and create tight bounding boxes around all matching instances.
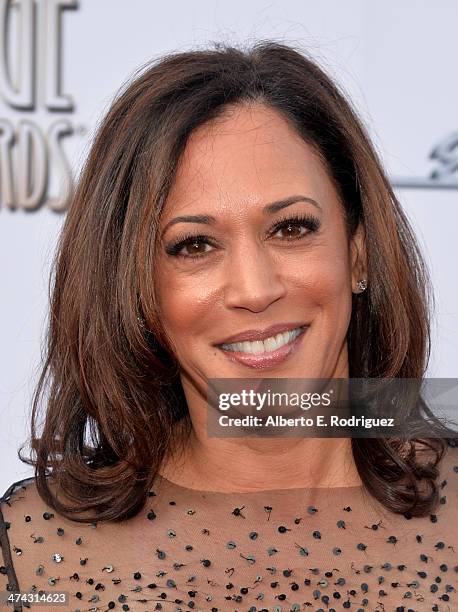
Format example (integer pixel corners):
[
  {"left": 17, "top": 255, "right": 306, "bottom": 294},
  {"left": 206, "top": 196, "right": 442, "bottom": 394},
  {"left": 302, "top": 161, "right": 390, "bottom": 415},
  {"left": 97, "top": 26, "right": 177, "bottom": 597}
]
[
  {"left": 269, "top": 214, "right": 321, "bottom": 241},
  {"left": 275, "top": 223, "right": 306, "bottom": 239},
  {"left": 165, "top": 233, "right": 217, "bottom": 259},
  {"left": 180, "top": 241, "right": 212, "bottom": 256}
]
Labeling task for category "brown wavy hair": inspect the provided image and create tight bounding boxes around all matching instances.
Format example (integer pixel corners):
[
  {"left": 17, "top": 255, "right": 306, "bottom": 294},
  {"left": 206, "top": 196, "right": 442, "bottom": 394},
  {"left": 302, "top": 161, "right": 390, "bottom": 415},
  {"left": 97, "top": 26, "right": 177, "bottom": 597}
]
[{"left": 19, "top": 40, "right": 457, "bottom": 522}]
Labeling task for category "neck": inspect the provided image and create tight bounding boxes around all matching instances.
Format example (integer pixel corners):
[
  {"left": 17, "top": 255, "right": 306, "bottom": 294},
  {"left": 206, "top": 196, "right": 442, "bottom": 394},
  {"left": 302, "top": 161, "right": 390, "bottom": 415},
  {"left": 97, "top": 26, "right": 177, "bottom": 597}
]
[
  {"left": 160, "top": 348, "right": 362, "bottom": 492},
  {"left": 161, "top": 430, "right": 362, "bottom": 492}
]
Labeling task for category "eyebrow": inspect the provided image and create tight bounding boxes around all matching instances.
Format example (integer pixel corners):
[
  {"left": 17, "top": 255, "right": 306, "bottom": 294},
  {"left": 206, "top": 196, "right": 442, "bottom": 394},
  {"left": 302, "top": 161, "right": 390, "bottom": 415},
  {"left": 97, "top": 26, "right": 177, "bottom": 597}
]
[{"left": 160, "top": 195, "right": 322, "bottom": 239}]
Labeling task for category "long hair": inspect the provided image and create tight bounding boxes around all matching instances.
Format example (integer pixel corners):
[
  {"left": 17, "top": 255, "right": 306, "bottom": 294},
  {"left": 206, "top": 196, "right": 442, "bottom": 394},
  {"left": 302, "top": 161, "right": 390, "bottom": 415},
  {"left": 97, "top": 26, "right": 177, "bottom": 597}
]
[{"left": 20, "top": 40, "right": 457, "bottom": 522}]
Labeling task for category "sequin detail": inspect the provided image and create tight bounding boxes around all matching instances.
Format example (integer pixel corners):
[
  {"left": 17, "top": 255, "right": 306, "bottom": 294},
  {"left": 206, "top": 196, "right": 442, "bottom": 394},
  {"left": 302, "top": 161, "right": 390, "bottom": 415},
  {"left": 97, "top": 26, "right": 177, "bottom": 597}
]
[{"left": 0, "top": 444, "right": 457, "bottom": 611}]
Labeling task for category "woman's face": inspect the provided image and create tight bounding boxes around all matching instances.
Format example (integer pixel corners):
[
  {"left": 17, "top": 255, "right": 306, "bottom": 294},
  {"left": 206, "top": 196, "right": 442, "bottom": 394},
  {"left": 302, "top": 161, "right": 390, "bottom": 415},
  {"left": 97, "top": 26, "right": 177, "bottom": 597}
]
[{"left": 155, "top": 103, "right": 365, "bottom": 390}]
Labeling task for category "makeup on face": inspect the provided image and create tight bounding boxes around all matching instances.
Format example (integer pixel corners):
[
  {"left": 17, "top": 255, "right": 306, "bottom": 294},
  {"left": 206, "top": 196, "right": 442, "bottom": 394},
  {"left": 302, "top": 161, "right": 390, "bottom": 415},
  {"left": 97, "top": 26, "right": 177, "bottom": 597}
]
[{"left": 155, "top": 103, "right": 356, "bottom": 384}]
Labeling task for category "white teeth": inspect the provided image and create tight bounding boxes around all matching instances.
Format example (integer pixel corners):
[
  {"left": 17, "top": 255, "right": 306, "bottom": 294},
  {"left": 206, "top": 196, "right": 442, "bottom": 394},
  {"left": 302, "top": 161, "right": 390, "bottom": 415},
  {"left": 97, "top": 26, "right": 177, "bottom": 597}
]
[{"left": 221, "top": 327, "right": 304, "bottom": 354}]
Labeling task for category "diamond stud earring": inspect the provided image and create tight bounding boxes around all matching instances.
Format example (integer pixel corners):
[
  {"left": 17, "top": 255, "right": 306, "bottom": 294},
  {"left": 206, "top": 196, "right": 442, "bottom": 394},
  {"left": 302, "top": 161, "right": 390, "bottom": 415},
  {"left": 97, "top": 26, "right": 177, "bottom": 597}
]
[{"left": 356, "top": 279, "right": 367, "bottom": 292}]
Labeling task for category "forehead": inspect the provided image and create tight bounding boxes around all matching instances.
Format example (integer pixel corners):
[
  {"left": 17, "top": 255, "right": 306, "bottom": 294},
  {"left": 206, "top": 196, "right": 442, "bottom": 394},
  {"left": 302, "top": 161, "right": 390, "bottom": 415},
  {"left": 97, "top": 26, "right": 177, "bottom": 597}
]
[{"left": 162, "top": 102, "right": 338, "bottom": 219}]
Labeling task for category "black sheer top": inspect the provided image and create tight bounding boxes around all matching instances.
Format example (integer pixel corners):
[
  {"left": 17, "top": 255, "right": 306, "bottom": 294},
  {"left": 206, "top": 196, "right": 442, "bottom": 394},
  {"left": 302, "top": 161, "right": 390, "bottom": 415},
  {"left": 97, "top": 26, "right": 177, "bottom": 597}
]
[{"left": 1, "top": 442, "right": 457, "bottom": 612}]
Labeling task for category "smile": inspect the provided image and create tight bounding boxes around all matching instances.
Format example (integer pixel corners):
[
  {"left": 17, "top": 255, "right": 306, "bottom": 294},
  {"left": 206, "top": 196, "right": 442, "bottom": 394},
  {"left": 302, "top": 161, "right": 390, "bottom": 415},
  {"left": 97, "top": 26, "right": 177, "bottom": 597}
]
[
  {"left": 220, "top": 326, "right": 305, "bottom": 353},
  {"left": 216, "top": 325, "right": 308, "bottom": 369}
]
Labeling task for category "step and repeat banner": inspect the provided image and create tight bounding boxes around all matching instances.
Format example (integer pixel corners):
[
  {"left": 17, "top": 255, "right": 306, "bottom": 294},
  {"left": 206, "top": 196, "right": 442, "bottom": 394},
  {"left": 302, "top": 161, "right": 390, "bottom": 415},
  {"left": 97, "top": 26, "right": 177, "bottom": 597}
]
[{"left": 1, "top": 0, "right": 457, "bottom": 489}]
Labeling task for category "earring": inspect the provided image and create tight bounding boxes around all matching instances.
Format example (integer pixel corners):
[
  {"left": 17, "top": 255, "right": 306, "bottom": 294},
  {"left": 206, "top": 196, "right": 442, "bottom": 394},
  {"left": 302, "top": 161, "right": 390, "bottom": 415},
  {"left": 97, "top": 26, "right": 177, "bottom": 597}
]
[{"left": 356, "top": 279, "right": 367, "bottom": 292}]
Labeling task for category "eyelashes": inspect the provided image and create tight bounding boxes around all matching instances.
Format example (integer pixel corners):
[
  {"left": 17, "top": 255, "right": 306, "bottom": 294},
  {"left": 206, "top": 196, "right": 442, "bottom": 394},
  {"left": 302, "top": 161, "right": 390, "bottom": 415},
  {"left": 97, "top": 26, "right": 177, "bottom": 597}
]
[
  {"left": 164, "top": 213, "right": 321, "bottom": 260},
  {"left": 165, "top": 232, "right": 216, "bottom": 259},
  {"left": 271, "top": 212, "right": 321, "bottom": 237}
]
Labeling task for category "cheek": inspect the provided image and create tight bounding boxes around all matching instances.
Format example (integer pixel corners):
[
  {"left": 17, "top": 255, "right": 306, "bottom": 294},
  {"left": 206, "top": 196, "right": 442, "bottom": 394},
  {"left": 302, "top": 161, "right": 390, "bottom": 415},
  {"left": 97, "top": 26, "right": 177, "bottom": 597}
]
[
  {"left": 286, "top": 245, "right": 351, "bottom": 308},
  {"left": 155, "top": 272, "right": 213, "bottom": 340}
]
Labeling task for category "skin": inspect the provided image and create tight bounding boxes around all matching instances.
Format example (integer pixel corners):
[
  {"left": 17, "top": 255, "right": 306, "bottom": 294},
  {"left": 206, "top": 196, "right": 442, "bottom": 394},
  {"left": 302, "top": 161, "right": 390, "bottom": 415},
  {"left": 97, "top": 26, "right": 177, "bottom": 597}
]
[{"left": 154, "top": 102, "right": 367, "bottom": 492}]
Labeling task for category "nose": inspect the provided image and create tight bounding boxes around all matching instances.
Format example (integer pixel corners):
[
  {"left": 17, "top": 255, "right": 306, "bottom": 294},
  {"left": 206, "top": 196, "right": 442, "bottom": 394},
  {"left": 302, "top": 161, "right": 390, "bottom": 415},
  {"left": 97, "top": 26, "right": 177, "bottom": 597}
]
[{"left": 223, "top": 243, "right": 287, "bottom": 313}]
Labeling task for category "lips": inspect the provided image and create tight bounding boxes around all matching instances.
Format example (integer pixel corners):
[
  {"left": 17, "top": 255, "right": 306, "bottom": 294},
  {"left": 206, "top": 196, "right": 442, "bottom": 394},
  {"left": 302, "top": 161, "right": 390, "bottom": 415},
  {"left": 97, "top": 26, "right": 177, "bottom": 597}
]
[
  {"left": 215, "top": 324, "right": 308, "bottom": 369},
  {"left": 213, "top": 322, "right": 308, "bottom": 345}
]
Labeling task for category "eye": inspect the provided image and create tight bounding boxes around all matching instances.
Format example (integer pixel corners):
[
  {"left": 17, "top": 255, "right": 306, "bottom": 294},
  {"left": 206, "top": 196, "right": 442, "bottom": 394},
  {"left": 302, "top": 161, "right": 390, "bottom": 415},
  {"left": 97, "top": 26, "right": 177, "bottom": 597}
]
[
  {"left": 269, "top": 213, "right": 321, "bottom": 241},
  {"left": 165, "top": 234, "right": 217, "bottom": 259},
  {"left": 164, "top": 213, "right": 321, "bottom": 260},
  {"left": 272, "top": 221, "right": 306, "bottom": 240},
  {"left": 179, "top": 240, "right": 213, "bottom": 257}
]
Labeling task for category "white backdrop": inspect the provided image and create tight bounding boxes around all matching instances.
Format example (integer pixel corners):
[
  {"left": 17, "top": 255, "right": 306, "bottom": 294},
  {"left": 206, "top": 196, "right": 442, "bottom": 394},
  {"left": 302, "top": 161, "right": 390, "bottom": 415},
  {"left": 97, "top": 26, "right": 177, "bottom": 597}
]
[{"left": 1, "top": 0, "right": 457, "bottom": 493}]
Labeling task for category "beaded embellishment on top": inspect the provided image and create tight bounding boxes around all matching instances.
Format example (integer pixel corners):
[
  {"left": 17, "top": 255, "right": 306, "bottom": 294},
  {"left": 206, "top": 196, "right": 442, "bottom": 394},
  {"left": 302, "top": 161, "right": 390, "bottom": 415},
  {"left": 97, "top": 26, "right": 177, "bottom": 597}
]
[{"left": 0, "top": 442, "right": 457, "bottom": 612}]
